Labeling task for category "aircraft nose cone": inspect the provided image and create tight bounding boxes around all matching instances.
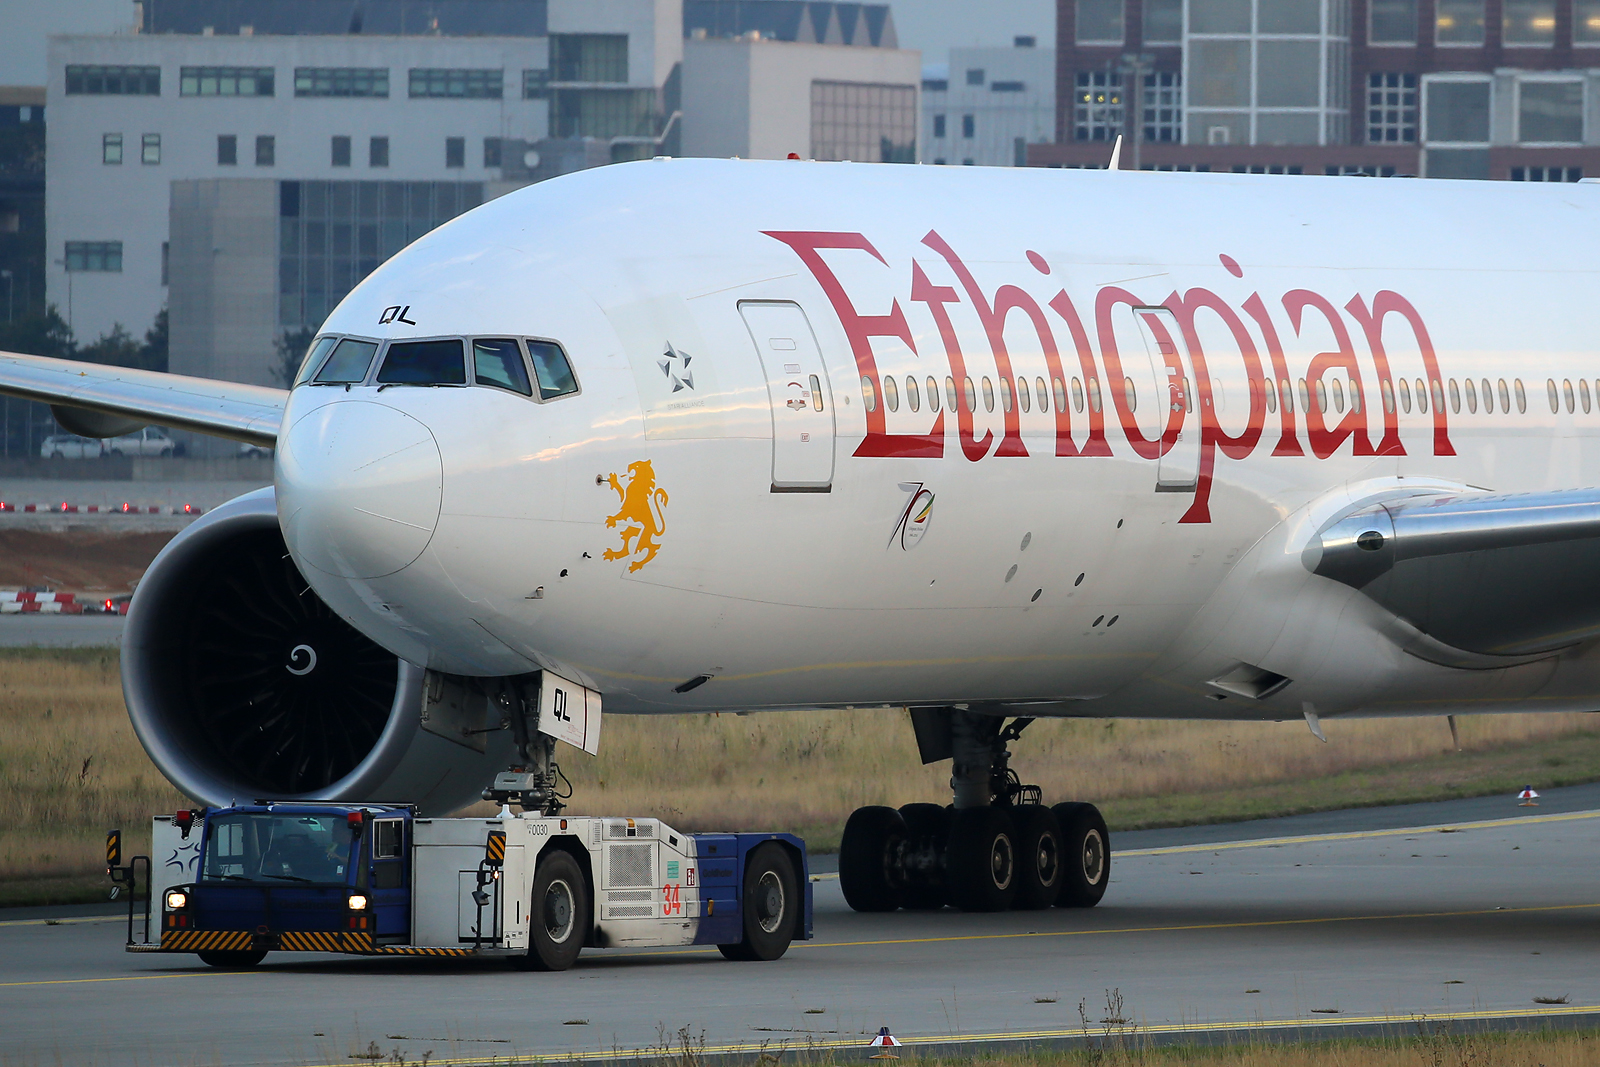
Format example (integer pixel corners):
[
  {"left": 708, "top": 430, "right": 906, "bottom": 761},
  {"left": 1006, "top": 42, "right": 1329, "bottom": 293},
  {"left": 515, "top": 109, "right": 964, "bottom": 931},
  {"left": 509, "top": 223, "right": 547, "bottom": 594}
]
[{"left": 278, "top": 401, "right": 442, "bottom": 580}]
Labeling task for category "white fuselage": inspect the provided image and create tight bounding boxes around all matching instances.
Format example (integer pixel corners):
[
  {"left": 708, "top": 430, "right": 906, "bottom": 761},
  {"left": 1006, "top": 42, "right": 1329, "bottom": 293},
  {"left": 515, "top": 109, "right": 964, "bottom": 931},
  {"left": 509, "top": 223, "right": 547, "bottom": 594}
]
[{"left": 273, "top": 159, "right": 1600, "bottom": 722}]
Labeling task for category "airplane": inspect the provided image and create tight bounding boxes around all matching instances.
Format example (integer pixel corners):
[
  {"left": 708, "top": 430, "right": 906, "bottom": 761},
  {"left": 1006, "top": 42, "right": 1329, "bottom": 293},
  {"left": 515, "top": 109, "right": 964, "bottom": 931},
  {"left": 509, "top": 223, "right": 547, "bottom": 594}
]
[{"left": 5, "top": 157, "right": 1600, "bottom": 916}]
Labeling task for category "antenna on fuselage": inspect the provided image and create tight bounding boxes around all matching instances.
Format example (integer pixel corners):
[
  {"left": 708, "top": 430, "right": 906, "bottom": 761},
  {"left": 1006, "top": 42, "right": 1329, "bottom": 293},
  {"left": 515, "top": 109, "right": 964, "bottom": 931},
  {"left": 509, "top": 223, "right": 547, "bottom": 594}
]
[{"left": 1107, "top": 134, "right": 1123, "bottom": 171}]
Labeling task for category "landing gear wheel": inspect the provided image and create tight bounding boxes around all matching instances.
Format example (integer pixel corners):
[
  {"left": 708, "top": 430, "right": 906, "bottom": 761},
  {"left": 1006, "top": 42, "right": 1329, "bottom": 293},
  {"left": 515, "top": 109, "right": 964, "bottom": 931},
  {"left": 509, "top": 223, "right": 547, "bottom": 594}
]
[
  {"left": 196, "top": 949, "right": 267, "bottom": 969},
  {"left": 839, "top": 806, "right": 908, "bottom": 912},
  {"left": 512, "top": 848, "right": 588, "bottom": 971},
  {"left": 1052, "top": 802, "right": 1109, "bottom": 908},
  {"left": 897, "top": 803, "right": 950, "bottom": 910},
  {"left": 718, "top": 843, "right": 798, "bottom": 961},
  {"left": 1012, "top": 805, "right": 1064, "bottom": 910},
  {"left": 946, "top": 806, "right": 1018, "bottom": 912}
]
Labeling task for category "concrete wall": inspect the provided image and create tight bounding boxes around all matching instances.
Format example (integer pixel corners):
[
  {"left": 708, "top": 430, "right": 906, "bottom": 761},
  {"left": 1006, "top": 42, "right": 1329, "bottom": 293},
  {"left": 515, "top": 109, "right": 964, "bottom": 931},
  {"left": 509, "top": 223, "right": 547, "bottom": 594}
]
[{"left": 168, "top": 179, "right": 277, "bottom": 386}]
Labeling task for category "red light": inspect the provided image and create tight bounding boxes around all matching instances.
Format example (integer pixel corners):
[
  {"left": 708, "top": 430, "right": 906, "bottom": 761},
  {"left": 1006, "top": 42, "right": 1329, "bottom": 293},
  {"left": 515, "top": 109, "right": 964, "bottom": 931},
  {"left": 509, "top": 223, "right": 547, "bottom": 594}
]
[
  {"left": 787, "top": 152, "right": 800, "bottom": 159},
  {"left": 104, "top": 599, "right": 114, "bottom": 611}
]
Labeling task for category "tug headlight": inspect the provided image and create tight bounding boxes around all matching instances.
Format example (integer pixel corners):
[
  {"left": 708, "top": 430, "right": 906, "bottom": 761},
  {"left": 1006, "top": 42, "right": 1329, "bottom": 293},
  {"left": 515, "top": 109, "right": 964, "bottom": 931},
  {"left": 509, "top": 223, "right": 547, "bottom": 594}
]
[
  {"left": 347, "top": 893, "right": 369, "bottom": 911},
  {"left": 165, "top": 890, "right": 188, "bottom": 910}
]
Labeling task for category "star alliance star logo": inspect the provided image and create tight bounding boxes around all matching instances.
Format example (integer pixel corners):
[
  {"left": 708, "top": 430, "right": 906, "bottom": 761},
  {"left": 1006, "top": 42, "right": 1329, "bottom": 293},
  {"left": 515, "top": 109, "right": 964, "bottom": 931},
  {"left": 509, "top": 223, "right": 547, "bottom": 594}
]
[{"left": 658, "top": 342, "right": 695, "bottom": 392}]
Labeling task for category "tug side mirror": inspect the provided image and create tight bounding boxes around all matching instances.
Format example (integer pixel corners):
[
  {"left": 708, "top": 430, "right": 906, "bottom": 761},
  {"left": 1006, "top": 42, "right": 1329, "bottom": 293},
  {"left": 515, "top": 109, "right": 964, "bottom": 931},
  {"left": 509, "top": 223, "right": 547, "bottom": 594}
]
[{"left": 174, "top": 809, "right": 195, "bottom": 840}]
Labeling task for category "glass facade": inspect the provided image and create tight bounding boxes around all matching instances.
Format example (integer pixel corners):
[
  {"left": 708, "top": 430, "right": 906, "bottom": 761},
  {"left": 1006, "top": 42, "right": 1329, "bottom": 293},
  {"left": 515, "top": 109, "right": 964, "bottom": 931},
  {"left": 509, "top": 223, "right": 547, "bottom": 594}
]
[
  {"left": 1074, "top": 71, "right": 1123, "bottom": 141},
  {"left": 1143, "top": 72, "right": 1183, "bottom": 143},
  {"left": 277, "top": 180, "right": 484, "bottom": 330},
  {"left": 408, "top": 68, "right": 503, "bottom": 99},
  {"left": 64, "top": 241, "right": 122, "bottom": 271},
  {"left": 549, "top": 88, "right": 658, "bottom": 138},
  {"left": 550, "top": 35, "right": 628, "bottom": 82},
  {"left": 1367, "top": 73, "right": 1417, "bottom": 143},
  {"left": 810, "top": 81, "right": 917, "bottom": 162},
  {"left": 180, "top": 67, "right": 275, "bottom": 96},
  {"left": 294, "top": 67, "right": 389, "bottom": 97},
  {"left": 66, "top": 65, "right": 160, "bottom": 95}
]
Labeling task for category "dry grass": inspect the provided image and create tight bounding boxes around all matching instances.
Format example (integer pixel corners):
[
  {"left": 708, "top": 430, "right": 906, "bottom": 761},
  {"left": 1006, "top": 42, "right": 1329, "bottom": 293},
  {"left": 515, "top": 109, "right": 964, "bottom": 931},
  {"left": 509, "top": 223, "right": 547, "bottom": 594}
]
[{"left": 4, "top": 647, "right": 1600, "bottom": 903}]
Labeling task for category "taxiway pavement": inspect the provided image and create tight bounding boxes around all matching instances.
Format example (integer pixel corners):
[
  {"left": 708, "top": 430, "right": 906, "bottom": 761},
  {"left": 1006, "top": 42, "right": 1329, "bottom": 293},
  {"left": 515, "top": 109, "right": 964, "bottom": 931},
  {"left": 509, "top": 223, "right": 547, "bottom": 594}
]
[{"left": 4, "top": 795, "right": 1598, "bottom": 1067}]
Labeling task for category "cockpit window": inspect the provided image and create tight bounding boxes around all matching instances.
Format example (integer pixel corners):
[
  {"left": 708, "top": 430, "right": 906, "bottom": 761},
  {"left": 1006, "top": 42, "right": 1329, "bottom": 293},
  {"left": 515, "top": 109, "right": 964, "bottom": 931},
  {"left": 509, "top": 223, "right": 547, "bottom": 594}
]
[
  {"left": 313, "top": 338, "right": 379, "bottom": 384},
  {"left": 527, "top": 340, "right": 579, "bottom": 400},
  {"left": 473, "top": 339, "right": 532, "bottom": 396},
  {"left": 294, "top": 336, "right": 338, "bottom": 387},
  {"left": 377, "top": 339, "right": 466, "bottom": 385}
]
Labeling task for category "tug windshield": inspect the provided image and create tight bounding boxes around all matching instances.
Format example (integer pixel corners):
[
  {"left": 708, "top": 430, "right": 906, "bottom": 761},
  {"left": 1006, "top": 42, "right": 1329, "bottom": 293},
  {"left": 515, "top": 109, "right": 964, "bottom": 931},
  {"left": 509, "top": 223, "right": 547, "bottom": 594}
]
[{"left": 201, "top": 812, "right": 354, "bottom": 884}]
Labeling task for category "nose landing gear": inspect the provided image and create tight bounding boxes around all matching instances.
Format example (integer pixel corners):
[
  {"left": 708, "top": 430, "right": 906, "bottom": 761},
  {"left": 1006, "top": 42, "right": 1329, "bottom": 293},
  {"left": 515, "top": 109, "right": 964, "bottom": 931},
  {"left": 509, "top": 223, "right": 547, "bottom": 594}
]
[{"left": 838, "top": 708, "right": 1110, "bottom": 914}]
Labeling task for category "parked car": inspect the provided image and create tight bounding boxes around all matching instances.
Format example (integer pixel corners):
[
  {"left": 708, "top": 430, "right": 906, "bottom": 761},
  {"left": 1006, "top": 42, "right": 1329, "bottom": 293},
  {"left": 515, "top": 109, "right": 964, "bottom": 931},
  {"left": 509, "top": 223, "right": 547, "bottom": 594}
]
[
  {"left": 107, "top": 428, "right": 175, "bottom": 457},
  {"left": 39, "top": 434, "right": 105, "bottom": 459}
]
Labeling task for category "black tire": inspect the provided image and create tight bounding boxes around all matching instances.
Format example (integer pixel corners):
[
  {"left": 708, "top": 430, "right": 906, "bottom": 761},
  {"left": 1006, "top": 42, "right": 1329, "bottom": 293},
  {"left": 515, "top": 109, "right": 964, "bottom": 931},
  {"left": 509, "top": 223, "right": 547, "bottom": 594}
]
[
  {"left": 1053, "top": 802, "right": 1110, "bottom": 908},
  {"left": 1012, "top": 805, "right": 1064, "bottom": 910},
  {"left": 839, "top": 806, "right": 907, "bottom": 912},
  {"left": 946, "top": 806, "right": 1018, "bottom": 912},
  {"left": 513, "top": 849, "right": 588, "bottom": 971},
  {"left": 897, "top": 803, "right": 950, "bottom": 910},
  {"left": 718, "top": 842, "right": 799, "bottom": 961},
  {"left": 196, "top": 949, "right": 267, "bottom": 968}
]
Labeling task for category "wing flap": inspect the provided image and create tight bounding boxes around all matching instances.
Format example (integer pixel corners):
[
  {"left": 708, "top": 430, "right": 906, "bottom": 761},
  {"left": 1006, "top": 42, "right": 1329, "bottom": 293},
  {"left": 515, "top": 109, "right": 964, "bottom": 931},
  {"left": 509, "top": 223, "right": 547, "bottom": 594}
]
[
  {"left": 1307, "top": 487, "right": 1600, "bottom": 659},
  {"left": 0, "top": 350, "right": 285, "bottom": 446}
]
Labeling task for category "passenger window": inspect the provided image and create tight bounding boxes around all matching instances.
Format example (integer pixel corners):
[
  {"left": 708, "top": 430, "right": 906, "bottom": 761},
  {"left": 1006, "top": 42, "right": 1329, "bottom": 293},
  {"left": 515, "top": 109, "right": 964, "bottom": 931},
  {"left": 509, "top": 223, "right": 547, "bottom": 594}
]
[
  {"left": 1315, "top": 380, "right": 1327, "bottom": 414},
  {"left": 1265, "top": 378, "right": 1277, "bottom": 414},
  {"left": 981, "top": 377, "right": 994, "bottom": 413},
  {"left": 1419, "top": 379, "right": 1430, "bottom": 414},
  {"left": 1088, "top": 377, "right": 1102, "bottom": 413},
  {"left": 1515, "top": 378, "right": 1526, "bottom": 413},
  {"left": 313, "top": 338, "right": 379, "bottom": 384},
  {"left": 1548, "top": 379, "right": 1559, "bottom": 412},
  {"left": 1463, "top": 378, "right": 1476, "bottom": 414},
  {"left": 927, "top": 376, "right": 941, "bottom": 413},
  {"left": 472, "top": 339, "right": 532, "bottom": 395},
  {"left": 1481, "top": 378, "right": 1493, "bottom": 414},
  {"left": 1397, "top": 377, "right": 1411, "bottom": 412},
  {"left": 1582, "top": 379, "right": 1592, "bottom": 414},
  {"left": 1280, "top": 379, "right": 1293, "bottom": 413},
  {"left": 1069, "top": 377, "right": 1082, "bottom": 413},
  {"left": 1124, "top": 377, "right": 1137, "bottom": 413},
  {"left": 964, "top": 377, "right": 977, "bottom": 412},
  {"left": 1298, "top": 379, "right": 1310, "bottom": 412},
  {"left": 1498, "top": 379, "right": 1510, "bottom": 413},
  {"left": 811, "top": 375, "right": 825, "bottom": 412},
  {"left": 945, "top": 376, "right": 958, "bottom": 411},
  {"left": 1564, "top": 379, "right": 1575, "bottom": 413},
  {"left": 1448, "top": 379, "right": 1460, "bottom": 414},
  {"left": 295, "top": 336, "right": 338, "bottom": 386},
  {"left": 1017, "top": 376, "right": 1030, "bottom": 413},
  {"left": 904, "top": 375, "right": 918, "bottom": 412},
  {"left": 526, "top": 340, "right": 579, "bottom": 400},
  {"left": 1331, "top": 378, "right": 1344, "bottom": 413},
  {"left": 378, "top": 339, "right": 466, "bottom": 385},
  {"left": 1036, "top": 377, "right": 1048, "bottom": 412},
  {"left": 1000, "top": 377, "right": 1014, "bottom": 413},
  {"left": 860, "top": 375, "right": 877, "bottom": 412},
  {"left": 1381, "top": 379, "right": 1393, "bottom": 415},
  {"left": 884, "top": 375, "right": 899, "bottom": 412}
]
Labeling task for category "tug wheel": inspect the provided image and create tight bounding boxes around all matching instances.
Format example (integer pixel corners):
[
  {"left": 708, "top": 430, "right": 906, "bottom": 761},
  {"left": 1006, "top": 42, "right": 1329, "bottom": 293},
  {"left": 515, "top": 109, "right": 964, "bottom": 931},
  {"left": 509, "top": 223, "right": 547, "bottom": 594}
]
[
  {"left": 718, "top": 843, "right": 798, "bottom": 961},
  {"left": 513, "top": 848, "right": 589, "bottom": 971}
]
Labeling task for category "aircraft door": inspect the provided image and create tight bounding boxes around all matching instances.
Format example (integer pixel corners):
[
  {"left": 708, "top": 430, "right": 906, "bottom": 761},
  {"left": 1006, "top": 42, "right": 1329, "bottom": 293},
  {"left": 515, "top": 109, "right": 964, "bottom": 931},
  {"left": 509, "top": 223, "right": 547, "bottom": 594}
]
[
  {"left": 1134, "top": 307, "right": 1199, "bottom": 491},
  {"left": 739, "top": 301, "right": 836, "bottom": 492}
]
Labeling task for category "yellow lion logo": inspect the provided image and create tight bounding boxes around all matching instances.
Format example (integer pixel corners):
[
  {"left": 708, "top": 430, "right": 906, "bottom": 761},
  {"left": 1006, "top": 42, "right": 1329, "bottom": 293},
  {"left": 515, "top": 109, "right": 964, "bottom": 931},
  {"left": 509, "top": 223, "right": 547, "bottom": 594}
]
[{"left": 602, "top": 460, "right": 668, "bottom": 573}]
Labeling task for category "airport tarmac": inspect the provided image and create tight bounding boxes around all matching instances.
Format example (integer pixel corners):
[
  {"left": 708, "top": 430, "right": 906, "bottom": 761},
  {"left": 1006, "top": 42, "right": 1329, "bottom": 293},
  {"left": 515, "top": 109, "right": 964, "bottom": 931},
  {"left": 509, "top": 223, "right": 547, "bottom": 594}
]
[{"left": 4, "top": 795, "right": 1599, "bottom": 1067}]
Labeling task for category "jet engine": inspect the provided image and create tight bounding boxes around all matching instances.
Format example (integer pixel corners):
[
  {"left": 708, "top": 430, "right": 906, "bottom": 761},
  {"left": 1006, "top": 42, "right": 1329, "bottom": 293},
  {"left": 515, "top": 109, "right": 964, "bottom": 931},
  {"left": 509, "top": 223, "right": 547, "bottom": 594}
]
[{"left": 122, "top": 488, "right": 513, "bottom": 815}]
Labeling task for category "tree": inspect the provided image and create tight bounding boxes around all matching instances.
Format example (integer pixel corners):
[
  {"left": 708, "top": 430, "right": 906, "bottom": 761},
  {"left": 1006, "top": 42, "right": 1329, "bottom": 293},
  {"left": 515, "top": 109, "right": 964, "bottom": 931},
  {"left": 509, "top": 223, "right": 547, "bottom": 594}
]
[
  {"left": 77, "top": 324, "right": 143, "bottom": 368},
  {"left": 140, "top": 308, "right": 168, "bottom": 372},
  {"left": 274, "top": 326, "right": 317, "bottom": 386},
  {"left": 0, "top": 305, "right": 75, "bottom": 360}
]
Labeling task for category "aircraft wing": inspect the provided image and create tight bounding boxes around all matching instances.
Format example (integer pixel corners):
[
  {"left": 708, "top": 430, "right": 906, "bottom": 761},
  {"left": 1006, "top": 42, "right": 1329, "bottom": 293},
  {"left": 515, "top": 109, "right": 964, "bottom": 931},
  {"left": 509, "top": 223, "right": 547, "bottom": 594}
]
[
  {"left": 0, "top": 349, "right": 284, "bottom": 446},
  {"left": 1307, "top": 487, "right": 1600, "bottom": 660}
]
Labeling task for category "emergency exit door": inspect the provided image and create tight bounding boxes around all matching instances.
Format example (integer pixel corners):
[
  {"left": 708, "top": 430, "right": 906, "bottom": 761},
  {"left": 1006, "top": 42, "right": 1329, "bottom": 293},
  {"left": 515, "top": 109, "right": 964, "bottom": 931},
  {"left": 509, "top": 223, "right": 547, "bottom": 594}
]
[
  {"left": 740, "top": 301, "right": 835, "bottom": 492},
  {"left": 1132, "top": 306, "right": 1200, "bottom": 491}
]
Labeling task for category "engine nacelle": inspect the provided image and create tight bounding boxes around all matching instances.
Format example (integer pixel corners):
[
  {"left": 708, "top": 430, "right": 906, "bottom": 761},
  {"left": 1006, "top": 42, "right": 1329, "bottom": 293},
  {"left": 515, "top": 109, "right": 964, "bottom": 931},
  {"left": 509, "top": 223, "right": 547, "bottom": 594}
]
[{"left": 123, "top": 487, "right": 513, "bottom": 815}]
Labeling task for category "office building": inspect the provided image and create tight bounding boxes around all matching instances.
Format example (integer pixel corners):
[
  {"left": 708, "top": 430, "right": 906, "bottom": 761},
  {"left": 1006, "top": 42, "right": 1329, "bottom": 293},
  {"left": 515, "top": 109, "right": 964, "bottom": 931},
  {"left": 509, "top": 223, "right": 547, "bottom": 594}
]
[{"left": 922, "top": 37, "right": 1056, "bottom": 166}]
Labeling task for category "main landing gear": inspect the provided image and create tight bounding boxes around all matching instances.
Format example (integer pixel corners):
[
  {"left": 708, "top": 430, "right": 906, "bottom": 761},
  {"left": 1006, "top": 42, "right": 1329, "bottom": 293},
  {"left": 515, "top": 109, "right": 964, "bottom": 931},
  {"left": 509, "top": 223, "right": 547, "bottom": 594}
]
[{"left": 838, "top": 709, "right": 1109, "bottom": 913}]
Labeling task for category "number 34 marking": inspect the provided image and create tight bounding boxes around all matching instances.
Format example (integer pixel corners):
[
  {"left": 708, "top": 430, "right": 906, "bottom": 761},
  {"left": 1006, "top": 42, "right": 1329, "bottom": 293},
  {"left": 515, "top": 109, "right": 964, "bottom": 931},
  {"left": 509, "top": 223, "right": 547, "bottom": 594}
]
[{"left": 662, "top": 882, "right": 681, "bottom": 916}]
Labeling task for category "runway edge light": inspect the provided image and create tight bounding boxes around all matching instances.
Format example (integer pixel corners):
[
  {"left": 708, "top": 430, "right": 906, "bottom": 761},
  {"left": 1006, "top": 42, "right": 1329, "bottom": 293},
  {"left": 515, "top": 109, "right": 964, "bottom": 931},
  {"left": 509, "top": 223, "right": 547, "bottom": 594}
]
[
  {"left": 1518, "top": 786, "right": 1540, "bottom": 806},
  {"left": 868, "top": 1027, "right": 902, "bottom": 1059}
]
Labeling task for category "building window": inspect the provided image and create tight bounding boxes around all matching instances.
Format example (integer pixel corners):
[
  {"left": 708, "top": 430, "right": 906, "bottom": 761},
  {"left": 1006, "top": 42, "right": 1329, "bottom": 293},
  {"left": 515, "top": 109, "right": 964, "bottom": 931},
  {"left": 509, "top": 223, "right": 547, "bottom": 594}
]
[
  {"left": 991, "top": 81, "right": 1025, "bottom": 92},
  {"left": 66, "top": 65, "right": 159, "bottom": 95},
  {"left": 1368, "top": 73, "right": 1418, "bottom": 143},
  {"left": 1425, "top": 78, "right": 1491, "bottom": 143},
  {"left": 1436, "top": 0, "right": 1486, "bottom": 44},
  {"left": 550, "top": 35, "right": 628, "bottom": 83},
  {"left": 275, "top": 179, "right": 484, "bottom": 330},
  {"left": 64, "top": 241, "right": 122, "bottom": 272},
  {"left": 217, "top": 134, "right": 237, "bottom": 165},
  {"left": 1143, "top": 71, "right": 1182, "bottom": 143},
  {"left": 180, "top": 67, "right": 275, "bottom": 96},
  {"left": 1519, "top": 80, "right": 1583, "bottom": 143},
  {"left": 965, "top": 68, "right": 985, "bottom": 86},
  {"left": 809, "top": 81, "right": 917, "bottom": 163},
  {"left": 1143, "top": 0, "right": 1182, "bottom": 43},
  {"left": 1074, "top": 71, "right": 1123, "bottom": 142},
  {"left": 922, "top": 78, "right": 948, "bottom": 92},
  {"left": 1077, "top": 0, "right": 1124, "bottom": 43},
  {"left": 933, "top": 114, "right": 946, "bottom": 138},
  {"left": 1503, "top": 0, "right": 1556, "bottom": 45},
  {"left": 408, "top": 69, "right": 502, "bottom": 99},
  {"left": 445, "top": 137, "right": 465, "bottom": 168},
  {"left": 141, "top": 133, "right": 160, "bottom": 165},
  {"left": 255, "top": 135, "right": 274, "bottom": 166},
  {"left": 331, "top": 135, "right": 351, "bottom": 167},
  {"left": 962, "top": 114, "right": 975, "bottom": 138},
  {"left": 294, "top": 67, "right": 388, "bottom": 97},
  {"left": 1511, "top": 165, "right": 1583, "bottom": 181},
  {"left": 1327, "top": 164, "right": 1399, "bottom": 175},
  {"left": 484, "top": 137, "right": 502, "bottom": 167},
  {"left": 102, "top": 132, "right": 122, "bottom": 164},
  {"left": 550, "top": 88, "right": 659, "bottom": 138},
  {"left": 1368, "top": 0, "right": 1418, "bottom": 42},
  {"left": 370, "top": 136, "right": 389, "bottom": 167},
  {"left": 1580, "top": 0, "right": 1600, "bottom": 42}
]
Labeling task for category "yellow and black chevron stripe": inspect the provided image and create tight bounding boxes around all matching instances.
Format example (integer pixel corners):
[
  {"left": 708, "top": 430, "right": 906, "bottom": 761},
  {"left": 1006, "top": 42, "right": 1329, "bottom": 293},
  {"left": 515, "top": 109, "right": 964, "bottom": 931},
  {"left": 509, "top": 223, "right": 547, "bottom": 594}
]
[
  {"left": 485, "top": 830, "right": 506, "bottom": 866},
  {"left": 372, "top": 944, "right": 477, "bottom": 957},
  {"left": 160, "top": 929, "right": 252, "bottom": 952},
  {"left": 279, "top": 930, "right": 367, "bottom": 952}
]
